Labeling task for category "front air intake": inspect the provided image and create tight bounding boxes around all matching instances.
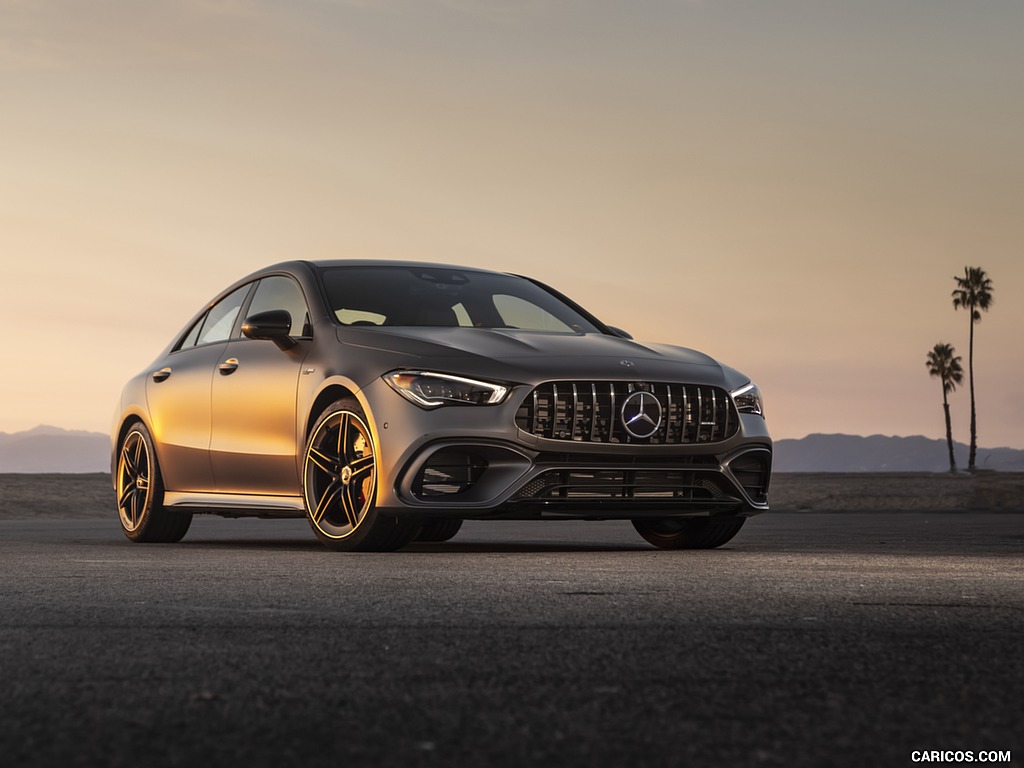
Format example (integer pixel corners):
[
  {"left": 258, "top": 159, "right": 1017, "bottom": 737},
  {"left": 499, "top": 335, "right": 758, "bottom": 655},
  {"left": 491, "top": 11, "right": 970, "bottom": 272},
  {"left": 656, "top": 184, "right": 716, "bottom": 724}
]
[
  {"left": 728, "top": 451, "right": 772, "bottom": 504},
  {"left": 411, "top": 449, "right": 488, "bottom": 499}
]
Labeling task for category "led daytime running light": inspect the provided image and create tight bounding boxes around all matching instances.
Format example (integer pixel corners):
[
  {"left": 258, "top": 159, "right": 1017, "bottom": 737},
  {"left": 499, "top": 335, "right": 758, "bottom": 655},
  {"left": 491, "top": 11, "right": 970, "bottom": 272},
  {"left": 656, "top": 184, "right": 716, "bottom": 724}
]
[{"left": 385, "top": 371, "right": 509, "bottom": 409}]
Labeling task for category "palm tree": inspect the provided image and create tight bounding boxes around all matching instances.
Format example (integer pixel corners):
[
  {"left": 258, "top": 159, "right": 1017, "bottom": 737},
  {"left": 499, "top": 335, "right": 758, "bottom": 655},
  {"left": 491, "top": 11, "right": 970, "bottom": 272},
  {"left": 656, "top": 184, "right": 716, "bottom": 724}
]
[
  {"left": 926, "top": 343, "right": 964, "bottom": 473},
  {"left": 951, "top": 266, "right": 994, "bottom": 472}
]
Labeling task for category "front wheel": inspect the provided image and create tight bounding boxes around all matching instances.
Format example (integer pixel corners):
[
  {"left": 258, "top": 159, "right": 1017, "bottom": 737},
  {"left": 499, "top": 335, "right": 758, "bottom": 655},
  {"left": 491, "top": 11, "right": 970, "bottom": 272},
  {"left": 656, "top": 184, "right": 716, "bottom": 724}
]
[
  {"left": 632, "top": 517, "right": 745, "bottom": 550},
  {"left": 116, "top": 422, "right": 192, "bottom": 543},
  {"left": 303, "top": 399, "right": 420, "bottom": 552},
  {"left": 414, "top": 518, "right": 464, "bottom": 543}
]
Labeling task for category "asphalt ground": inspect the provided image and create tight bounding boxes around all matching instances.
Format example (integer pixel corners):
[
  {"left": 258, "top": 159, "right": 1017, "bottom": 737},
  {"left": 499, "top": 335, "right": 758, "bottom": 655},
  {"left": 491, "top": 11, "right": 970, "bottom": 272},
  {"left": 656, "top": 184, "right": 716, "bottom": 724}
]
[{"left": 1, "top": 513, "right": 1021, "bottom": 768}]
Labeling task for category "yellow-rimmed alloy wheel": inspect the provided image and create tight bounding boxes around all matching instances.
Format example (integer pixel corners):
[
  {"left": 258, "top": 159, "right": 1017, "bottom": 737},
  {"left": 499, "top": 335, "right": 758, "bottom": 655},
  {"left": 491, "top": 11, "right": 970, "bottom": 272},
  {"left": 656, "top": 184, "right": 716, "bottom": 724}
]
[
  {"left": 303, "top": 399, "right": 419, "bottom": 551},
  {"left": 116, "top": 423, "right": 192, "bottom": 543}
]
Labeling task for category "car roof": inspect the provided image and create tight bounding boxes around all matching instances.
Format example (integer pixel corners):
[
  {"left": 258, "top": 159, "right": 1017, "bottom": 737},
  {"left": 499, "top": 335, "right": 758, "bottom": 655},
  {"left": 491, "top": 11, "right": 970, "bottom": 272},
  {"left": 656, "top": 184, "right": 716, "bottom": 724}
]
[{"left": 270, "top": 259, "right": 512, "bottom": 276}]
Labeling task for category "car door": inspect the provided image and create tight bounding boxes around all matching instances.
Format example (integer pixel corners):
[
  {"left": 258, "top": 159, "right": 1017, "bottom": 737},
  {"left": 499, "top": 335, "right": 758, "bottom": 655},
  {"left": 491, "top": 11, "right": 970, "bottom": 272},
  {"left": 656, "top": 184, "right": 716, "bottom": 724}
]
[
  {"left": 209, "top": 275, "right": 312, "bottom": 496},
  {"left": 145, "top": 284, "right": 253, "bottom": 493}
]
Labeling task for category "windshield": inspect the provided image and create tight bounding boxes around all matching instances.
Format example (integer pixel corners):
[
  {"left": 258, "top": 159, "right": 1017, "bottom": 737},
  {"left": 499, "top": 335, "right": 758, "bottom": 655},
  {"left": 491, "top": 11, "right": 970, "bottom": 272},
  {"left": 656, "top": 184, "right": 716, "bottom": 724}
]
[{"left": 319, "top": 266, "right": 602, "bottom": 333}]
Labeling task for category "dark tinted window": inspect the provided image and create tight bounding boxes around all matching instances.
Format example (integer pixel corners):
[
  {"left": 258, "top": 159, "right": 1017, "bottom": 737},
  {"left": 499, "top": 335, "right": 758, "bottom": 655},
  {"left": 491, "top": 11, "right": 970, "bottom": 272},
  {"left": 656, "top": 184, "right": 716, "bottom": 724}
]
[{"left": 320, "top": 267, "right": 600, "bottom": 333}]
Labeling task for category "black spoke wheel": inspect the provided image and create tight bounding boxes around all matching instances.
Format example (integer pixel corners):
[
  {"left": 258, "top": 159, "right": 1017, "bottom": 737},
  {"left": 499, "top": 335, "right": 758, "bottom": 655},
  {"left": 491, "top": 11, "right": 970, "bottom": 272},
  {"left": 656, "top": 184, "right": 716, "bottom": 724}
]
[
  {"left": 303, "top": 399, "right": 419, "bottom": 551},
  {"left": 632, "top": 516, "right": 745, "bottom": 550},
  {"left": 116, "top": 422, "right": 192, "bottom": 543}
]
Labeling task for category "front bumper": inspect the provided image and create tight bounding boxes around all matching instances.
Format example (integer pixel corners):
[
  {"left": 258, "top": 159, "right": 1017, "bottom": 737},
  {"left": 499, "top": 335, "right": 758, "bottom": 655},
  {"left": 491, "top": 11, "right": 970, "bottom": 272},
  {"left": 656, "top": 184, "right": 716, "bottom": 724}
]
[{"left": 360, "top": 378, "right": 772, "bottom": 521}]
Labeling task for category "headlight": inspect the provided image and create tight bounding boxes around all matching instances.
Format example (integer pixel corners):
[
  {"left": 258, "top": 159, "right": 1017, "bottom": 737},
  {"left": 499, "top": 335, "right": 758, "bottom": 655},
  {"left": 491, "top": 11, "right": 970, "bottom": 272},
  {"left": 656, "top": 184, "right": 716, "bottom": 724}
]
[
  {"left": 384, "top": 371, "right": 510, "bottom": 409},
  {"left": 731, "top": 382, "right": 764, "bottom": 417}
]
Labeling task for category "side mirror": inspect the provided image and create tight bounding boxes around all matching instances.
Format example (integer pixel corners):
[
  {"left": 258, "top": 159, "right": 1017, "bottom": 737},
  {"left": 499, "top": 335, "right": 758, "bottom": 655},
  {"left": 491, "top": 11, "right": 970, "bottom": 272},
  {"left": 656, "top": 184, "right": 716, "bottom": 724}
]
[
  {"left": 242, "top": 310, "right": 296, "bottom": 350},
  {"left": 607, "top": 325, "right": 633, "bottom": 340}
]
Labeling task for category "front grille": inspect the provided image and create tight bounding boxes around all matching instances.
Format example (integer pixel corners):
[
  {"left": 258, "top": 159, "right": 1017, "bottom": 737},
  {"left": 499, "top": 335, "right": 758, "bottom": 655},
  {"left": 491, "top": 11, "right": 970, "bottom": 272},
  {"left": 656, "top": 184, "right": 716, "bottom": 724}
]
[
  {"left": 511, "top": 469, "right": 731, "bottom": 502},
  {"left": 515, "top": 381, "right": 738, "bottom": 444}
]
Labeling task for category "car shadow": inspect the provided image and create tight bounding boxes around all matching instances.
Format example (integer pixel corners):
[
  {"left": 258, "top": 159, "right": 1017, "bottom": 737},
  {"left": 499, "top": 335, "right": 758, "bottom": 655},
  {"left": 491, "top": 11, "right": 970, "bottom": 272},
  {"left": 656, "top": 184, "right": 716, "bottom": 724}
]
[{"left": 173, "top": 538, "right": 656, "bottom": 553}]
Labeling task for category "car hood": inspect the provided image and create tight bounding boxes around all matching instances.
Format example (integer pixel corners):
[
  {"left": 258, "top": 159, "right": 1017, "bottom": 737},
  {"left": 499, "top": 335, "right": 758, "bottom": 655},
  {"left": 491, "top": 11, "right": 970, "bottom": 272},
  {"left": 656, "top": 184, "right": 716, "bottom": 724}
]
[{"left": 337, "top": 326, "right": 738, "bottom": 388}]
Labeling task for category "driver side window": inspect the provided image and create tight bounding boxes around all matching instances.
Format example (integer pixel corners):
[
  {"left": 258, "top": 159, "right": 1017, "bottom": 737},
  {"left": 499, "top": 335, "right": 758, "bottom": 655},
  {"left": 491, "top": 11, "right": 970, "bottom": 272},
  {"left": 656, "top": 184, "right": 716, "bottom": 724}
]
[{"left": 177, "top": 284, "right": 251, "bottom": 350}]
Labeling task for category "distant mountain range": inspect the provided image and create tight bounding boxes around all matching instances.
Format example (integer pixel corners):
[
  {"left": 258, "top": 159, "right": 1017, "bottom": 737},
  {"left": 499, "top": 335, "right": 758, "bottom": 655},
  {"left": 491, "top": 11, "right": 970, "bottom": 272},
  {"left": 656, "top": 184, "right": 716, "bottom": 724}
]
[
  {"left": 1, "top": 426, "right": 1022, "bottom": 474},
  {"left": 0, "top": 426, "right": 110, "bottom": 473},
  {"left": 773, "top": 433, "right": 1024, "bottom": 473}
]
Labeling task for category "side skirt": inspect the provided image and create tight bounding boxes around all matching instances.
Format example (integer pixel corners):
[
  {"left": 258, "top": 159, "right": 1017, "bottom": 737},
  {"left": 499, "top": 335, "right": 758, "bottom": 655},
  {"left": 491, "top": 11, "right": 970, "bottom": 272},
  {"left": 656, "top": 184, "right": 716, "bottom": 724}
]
[{"left": 162, "top": 491, "right": 306, "bottom": 519}]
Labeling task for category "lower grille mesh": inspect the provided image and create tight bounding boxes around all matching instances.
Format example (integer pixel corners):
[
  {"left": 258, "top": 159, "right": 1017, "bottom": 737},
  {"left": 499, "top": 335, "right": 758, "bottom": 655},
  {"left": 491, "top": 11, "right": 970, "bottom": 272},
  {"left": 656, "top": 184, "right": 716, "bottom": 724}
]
[{"left": 512, "top": 469, "right": 730, "bottom": 502}]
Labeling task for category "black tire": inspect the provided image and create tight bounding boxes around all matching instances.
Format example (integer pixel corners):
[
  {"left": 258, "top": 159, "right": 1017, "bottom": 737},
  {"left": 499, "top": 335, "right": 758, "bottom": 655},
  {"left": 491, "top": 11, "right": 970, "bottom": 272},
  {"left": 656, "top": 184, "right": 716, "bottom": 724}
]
[
  {"left": 415, "top": 518, "right": 464, "bottom": 543},
  {"left": 632, "top": 517, "right": 745, "bottom": 550},
  {"left": 115, "top": 422, "right": 192, "bottom": 543},
  {"left": 303, "top": 399, "right": 420, "bottom": 552}
]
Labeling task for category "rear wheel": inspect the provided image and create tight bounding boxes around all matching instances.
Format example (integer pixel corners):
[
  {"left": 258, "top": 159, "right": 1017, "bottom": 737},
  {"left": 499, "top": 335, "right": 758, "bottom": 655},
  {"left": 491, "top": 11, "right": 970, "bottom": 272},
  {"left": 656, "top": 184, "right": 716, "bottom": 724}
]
[
  {"left": 116, "top": 423, "right": 192, "bottom": 543},
  {"left": 303, "top": 399, "right": 419, "bottom": 551},
  {"left": 632, "top": 517, "right": 745, "bottom": 550},
  {"left": 415, "top": 518, "right": 464, "bottom": 543}
]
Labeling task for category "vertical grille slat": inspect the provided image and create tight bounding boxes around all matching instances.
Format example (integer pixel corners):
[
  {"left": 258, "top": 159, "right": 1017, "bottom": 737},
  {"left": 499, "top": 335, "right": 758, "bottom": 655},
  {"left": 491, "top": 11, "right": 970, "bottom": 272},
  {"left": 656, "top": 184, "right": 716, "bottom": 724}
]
[
  {"left": 698, "top": 387, "right": 706, "bottom": 440},
  {"left": 571, "top": 383, "right": 581, "bottom": 441},
  {"left": 684, "top": 386, "right": 692, "bottom": 442},
  {"left": 515, "top": 381, "right": 740, "bottom": 445},
  {"left": 723, "top": 387, "right": 732, "bottom": 439},
  {"left": 551, "top": 383, "right": 560, "bottom": 440},
  {"left": 663, "top": 385, "right": 671, "bottom": 440},
  {"left": 603, "top": 383, "right": 614, "bottom": 443}
]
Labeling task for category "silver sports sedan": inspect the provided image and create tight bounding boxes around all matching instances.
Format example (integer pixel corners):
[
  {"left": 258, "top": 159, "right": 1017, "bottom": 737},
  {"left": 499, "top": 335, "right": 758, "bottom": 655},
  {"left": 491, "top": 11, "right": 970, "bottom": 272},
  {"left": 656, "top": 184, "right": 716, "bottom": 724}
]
[{"left": 112, "top": 261, "right": 771, "bottom": 551}]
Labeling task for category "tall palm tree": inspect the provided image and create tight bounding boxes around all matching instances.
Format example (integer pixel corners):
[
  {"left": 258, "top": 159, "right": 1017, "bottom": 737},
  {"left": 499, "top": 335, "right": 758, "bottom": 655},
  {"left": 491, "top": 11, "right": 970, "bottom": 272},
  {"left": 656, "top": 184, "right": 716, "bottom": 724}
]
[
  {"left": 951, "top": 266, "right": 994, "bottom": 472},
  {"left": 926, "top": 343, "right": 964, "bottom": 473}
]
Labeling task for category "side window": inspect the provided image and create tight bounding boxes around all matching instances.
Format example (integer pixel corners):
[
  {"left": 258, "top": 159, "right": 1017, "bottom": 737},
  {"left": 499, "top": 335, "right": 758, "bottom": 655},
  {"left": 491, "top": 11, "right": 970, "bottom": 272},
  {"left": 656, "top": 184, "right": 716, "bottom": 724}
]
[
  {"left": 198, "top": 285, "right": 251, "bottom": 344},
  {"left": 178, "top": 284, "right": 251, "bottom": 350},
  {"left": 246, "top": 276, "right": 312, "bottom": 337},
  {"left": 178, "top": 318, "right": 203, "bottom": 350},
  {"left": 492, "top": 294, "right": 574, "bottom": 332}
]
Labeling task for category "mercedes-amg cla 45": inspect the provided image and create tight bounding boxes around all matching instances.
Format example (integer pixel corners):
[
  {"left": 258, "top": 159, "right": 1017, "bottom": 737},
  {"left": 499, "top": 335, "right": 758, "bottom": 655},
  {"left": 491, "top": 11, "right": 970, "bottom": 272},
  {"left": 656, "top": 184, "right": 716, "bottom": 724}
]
[{"left": 112, "top": 261, "right": 771, "bottom": 551}]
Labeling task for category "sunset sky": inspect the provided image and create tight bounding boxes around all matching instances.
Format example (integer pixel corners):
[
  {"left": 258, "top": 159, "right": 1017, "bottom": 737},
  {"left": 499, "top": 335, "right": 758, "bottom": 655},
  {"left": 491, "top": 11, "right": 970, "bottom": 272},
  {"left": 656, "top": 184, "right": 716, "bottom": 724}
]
[{"left": 2, "top": 0, "right": 1022, "bottom": 450}]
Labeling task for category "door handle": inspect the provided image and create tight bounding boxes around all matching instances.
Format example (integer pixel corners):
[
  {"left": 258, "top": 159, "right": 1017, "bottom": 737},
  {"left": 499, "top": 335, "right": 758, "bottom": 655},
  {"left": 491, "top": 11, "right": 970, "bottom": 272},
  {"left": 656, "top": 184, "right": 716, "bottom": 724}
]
[
  {"left": 218, "top": 358, "right": 239, "bottom": 375},
  {"left": 152, "top": 367, "right": 172, "bottom": 383}
]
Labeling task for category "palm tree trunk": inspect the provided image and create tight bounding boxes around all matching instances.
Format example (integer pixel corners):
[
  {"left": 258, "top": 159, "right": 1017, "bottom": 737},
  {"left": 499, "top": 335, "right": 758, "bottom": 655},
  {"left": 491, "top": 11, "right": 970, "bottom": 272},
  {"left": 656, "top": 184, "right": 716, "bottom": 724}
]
[
  {"left": 943, "top": 395, "right": 956, "bottom": 473},
  {"left": 968, "top": 313, "right": 977, "bottom": 472}
]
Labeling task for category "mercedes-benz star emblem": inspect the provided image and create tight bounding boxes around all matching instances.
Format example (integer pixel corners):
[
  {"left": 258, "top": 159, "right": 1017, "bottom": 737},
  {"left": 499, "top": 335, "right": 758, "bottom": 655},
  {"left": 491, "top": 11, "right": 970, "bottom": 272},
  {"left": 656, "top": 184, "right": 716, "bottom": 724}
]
[{"left": 620, "top": 390, "right": 663, "bottom": 440}]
